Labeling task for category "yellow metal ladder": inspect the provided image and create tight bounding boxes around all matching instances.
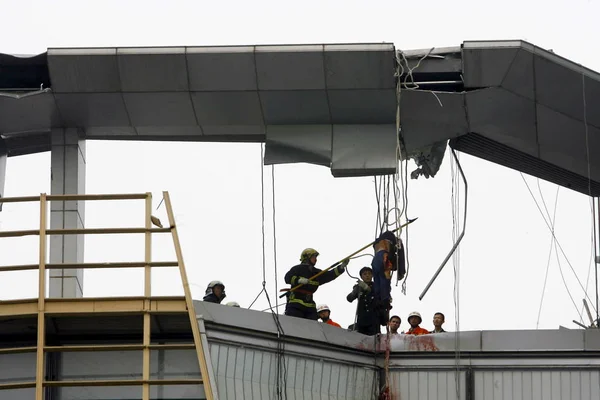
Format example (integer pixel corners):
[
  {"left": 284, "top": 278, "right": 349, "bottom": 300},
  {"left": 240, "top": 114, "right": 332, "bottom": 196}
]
[{"left": 0, "top": 191, "right": 215, "bottom": 400}]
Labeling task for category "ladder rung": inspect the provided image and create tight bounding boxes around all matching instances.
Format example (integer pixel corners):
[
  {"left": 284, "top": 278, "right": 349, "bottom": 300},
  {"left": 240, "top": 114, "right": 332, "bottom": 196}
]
[
  {"left": 43, "top": 378, "right": 203, "bottom": 387},
  {"left": 0, "top": 262, "right": 178, "bottom": 272},
  {"left": 0, "top": 381, "right": 36, "bottom": 390},
  {"left": 44, "top": 343, "right": 195, "bottom": 352},
  {"left": 0, "top": 346, "right": 37, "bottom": 354},
  {"left": 0, "top": 193, "right": 150, "bottom": 204},
  {"left": 47, "top": 262, "right": 178, "bottom": 269},
  {"left": 47, "top": 193, "right": 150, "bottom": 201},
  {"left": 0, "top": 227, "right": 171, "bottom": 238}
]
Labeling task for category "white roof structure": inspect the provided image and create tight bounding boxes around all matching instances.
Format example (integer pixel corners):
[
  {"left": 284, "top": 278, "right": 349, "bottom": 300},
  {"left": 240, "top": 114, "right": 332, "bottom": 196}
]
[{"left": 1, "top": 40, "right": 600, "bottom": 192}]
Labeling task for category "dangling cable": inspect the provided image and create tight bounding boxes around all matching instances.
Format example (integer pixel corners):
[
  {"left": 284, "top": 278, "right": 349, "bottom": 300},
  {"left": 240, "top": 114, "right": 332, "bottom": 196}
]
[
  {"left": 536, "top": 185, "right": 560, "bottom": 328},
  {"left": 253, "top": 144, "right": 287, "bottom": 399},
  {"left": 272, "top": 165, "right": 279, "bottom": 314},
  {"left": 520, "top": 173, "right": 590, "bottom": 321}
]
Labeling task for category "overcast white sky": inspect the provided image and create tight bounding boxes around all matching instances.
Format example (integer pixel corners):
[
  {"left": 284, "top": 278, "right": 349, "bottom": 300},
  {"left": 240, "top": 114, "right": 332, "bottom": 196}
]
[{"left": 1, "top": 0, "right": 600, "bottom": 333}]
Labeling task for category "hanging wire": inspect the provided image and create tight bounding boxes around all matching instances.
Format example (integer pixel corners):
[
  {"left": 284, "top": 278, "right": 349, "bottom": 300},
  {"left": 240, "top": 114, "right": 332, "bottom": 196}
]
[
  {"left": 536, "top": 185, "right": 560, "bottom": 328},
  {"left": 272, "top": 165, "right": 279, "bottom": 314},
  {"left": 520, "top": 173, "right": 592, "bottom": 319},
  {"left": 252, "top": 144, "right": 287, "bottom": 400}
]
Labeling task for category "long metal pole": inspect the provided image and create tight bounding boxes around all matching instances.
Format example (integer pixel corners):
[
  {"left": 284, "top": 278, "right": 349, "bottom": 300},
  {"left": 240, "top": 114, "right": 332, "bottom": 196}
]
[
  {"left": 419, "top": 148, "right": 467, "bottom": 301},
  {"left": 279, "top": 217, "right": 418, "bottom": 298}
]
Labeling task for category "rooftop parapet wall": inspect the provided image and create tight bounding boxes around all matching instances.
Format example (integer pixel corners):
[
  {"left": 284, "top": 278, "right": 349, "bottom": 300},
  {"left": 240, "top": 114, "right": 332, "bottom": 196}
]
[{"left": 194, "top": 300, "right": 600, "bottom": 354}]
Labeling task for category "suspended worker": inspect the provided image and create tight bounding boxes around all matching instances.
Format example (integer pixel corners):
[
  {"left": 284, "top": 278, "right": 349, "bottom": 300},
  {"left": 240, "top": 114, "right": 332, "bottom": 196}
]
[
  {"left": 346, "top": 266, "right": 379, "bottom": 335},
  {"left": 203, "top": 281, "right": 226, "bottom": 304},
  {"left": 371, "top": 231, "right": 405, "bottom": 325},
  {"left": 284, "top": 248, "right": 348, "bottom": 320},
  {"left": 317, "top": 304, "right": 342, "bottom": 328}
]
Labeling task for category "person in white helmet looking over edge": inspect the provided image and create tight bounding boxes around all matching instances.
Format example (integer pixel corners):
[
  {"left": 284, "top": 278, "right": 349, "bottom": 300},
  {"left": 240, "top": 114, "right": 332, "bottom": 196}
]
[
  {"left": 317, "top": 304, "right": 342, "bottom": 328},
  {"left": 283, "top": 248, "right": 348, "bottom": 320},
  {"left": 404, "top": 311, "right": 430, "bottom": 335},
  {"left": 203, "top": 281, "right": 226, "bottom": 304}
]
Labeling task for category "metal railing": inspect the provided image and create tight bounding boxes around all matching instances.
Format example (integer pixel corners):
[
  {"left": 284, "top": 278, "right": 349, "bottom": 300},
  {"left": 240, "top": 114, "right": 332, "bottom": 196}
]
[{"left": 0, "top": 191, "right": 215, "bottom": 400}]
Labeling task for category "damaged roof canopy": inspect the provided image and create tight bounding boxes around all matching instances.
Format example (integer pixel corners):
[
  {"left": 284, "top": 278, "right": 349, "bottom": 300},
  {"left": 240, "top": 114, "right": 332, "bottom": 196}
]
[{"left": 1, "top": 41, "right": 600, "bottom": 194}]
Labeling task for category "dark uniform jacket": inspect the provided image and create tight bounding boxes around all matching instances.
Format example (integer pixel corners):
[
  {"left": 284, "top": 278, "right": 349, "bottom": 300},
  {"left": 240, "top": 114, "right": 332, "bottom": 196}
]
[
  {"left": 202, "top": 293, "right": 223, "bottom": 304},
  {"left": 284, "top": 263, "right": 344, "bottom": 308},
  {"left": 347, "top": 281, "right": 377, "bottom": 328}
]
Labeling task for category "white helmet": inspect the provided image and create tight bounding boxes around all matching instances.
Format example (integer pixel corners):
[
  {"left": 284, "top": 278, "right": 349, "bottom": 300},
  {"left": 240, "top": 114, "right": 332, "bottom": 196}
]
[
  {"left": 226, "top": 301, "right": 240, "bottom": 307},
  {"left": 317, "top": 304, "right": 330, "bottom": 313},
  {"left": 408, "top": 311, "right": 422, "bottom": 323}
]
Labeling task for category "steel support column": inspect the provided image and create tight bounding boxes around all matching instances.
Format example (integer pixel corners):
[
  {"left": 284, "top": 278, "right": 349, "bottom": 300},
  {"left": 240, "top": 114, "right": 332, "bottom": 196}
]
[{"left": 49, "top": 128, "right": 86, "bottom": 298}]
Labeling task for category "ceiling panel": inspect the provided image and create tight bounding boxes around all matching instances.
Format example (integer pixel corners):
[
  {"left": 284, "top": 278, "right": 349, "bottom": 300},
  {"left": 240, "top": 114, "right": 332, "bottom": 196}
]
[
  {"left": 331, "top": 124, "right": 397, "bottom": 177},
  {"left": 260, "top": 90, "right": 330, "bottom": 124},
  {"left": 264, "top": 124, "right": 332, "bottom": 166},
  {"left": 255, "top": 46, "right": 325, "bottom": 90},
  {"left": 0, "top": 91, "right": 59, "bottom": 135},
  {"left": 324, "top": 44, "right": 395, "bottom": 89},
  {"left": 328, "top": 89, "right": 396, "bottom": 124},
  {"left": 117, "top": 48, "right": 188, "bottom": 92},
  {"left": 47, "top": 48, "right": 120, "bottom": 93},
  {"left": 186, "top": 46, "right": 257, "bottom": 91},
  {"left": 535, "top": 54, "right": 584, "bottom": 122},
  {"left": 123, "top": 92, "right": 196, "bottom": 126},
  {"left": 466, "top": 88, "right": 538, "bottom": 157},
  {"left": 54, "top": 93, "right": 130, "bottom": 126},
  {"left": 191, "top": 91, "right": 263, "bottom": 125},
  {"left": 462, "top": 47, "right": 518, "bottom": 88},
  {"left": 136, "top": 126, "right": 203, "bottom": 136},
  {"left": 537, "top": 104, "right": 590, "bottom": 178},
  {"left": 584, "top": 75, "right": 600, "bottom": 129},
  {"left": 501, "top": 48, "right": 535, "bottom": 100},
  {"left": 85, "top": 126, "right": 137, "bottom": 137},
  {"left": 201, "top": 125, "right": 265, "bottom": 137},
  {"left": 400, "top": 90, "right": 467, "bottom": 153}
]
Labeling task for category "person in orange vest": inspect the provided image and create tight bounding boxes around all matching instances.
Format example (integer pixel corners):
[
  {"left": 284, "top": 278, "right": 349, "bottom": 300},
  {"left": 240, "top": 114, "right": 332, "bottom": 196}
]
[
  {"left": 317, "top": 304, "right": 342, "bottom": 328},
  {"left": 404, "top": 311, "right": 430, "bottom": 335}
]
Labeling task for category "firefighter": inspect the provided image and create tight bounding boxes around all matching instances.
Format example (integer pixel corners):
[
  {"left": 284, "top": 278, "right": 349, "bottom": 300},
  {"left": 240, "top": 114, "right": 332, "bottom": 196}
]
[
  {"left": 317, "top": 304, "right": 342, "bottom": 328},
  {"left": 371, "top": 231, "right": 399, "bottom": 325},
  {"left": 203, "top": 281, "right": 226, "bottom": 304},
  {"left": 405, "top": 311, "right": 430, "bottom": 335},
  {"left": 346, "top": 266, "right": 380, "bottom": 335},
  {"left": 284, "top": 248, "right": 347, "bottom": 320}
]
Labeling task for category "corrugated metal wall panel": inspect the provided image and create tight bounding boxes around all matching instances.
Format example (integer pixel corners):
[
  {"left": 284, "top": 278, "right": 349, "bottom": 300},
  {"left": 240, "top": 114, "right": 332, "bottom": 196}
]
[
  {"left": 390, "top": 370, "right": 466, "bottom": 400},
  {"left": 209, "top": 342, "right": 377, "bottom": 400},
  {"left": 474, "top": 370, "right": 600, "bottom": 400}
]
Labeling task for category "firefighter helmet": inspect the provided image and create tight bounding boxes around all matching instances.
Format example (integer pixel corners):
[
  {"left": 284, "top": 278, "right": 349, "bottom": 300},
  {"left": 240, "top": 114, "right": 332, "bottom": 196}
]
[
  {"left": 205, "top": 280, "right": 225, "bottom": 296},
  {"left": 300, "top": 248, "right": 320, "bottom": 262},
  {"left": 408, "top": 311, "right": 422, "bottom": 324},
  {"left": 317, "top": 304, "right": 330, "bottom": 313}
]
